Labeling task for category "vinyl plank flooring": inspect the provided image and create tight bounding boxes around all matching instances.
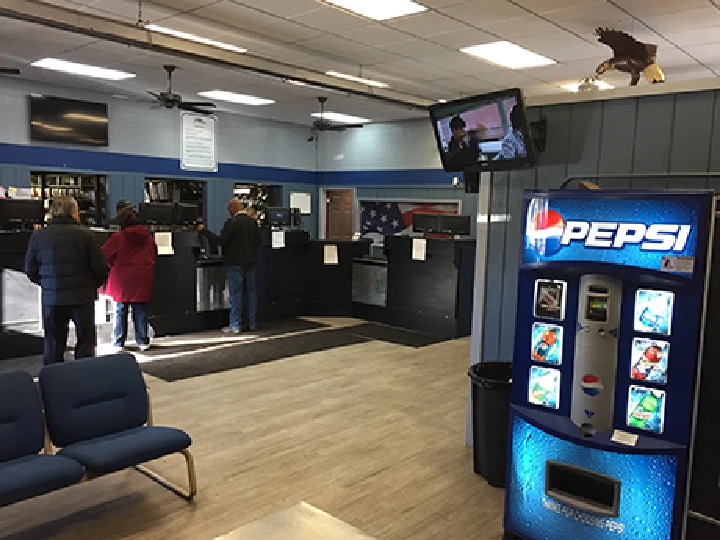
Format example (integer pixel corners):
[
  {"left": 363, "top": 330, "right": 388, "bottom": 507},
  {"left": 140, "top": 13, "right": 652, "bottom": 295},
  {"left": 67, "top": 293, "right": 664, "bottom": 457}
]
[{"left": 0, "top": 319, "right": 505, "bottom": 540}]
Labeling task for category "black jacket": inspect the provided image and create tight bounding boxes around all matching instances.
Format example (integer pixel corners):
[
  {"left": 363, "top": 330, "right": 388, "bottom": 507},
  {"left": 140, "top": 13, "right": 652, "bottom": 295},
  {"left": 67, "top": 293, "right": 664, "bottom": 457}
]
[
  {"left": 24, "top": 216, "right": 109, "bottom": 306},
  {"left": 201, "top": 213, "right": 262, "bottom": 266}
]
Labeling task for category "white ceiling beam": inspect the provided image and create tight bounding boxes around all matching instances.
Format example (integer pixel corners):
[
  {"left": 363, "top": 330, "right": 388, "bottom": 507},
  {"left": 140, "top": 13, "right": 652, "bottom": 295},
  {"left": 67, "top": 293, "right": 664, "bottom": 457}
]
[{"left": 0, "top": 0, "right": 431, "bottom": 110}]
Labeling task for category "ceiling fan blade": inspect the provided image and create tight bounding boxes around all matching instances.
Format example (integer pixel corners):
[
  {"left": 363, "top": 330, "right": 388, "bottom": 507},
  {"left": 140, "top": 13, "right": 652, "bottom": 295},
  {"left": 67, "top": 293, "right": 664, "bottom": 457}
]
[
  {"left": 179, "top": 104, "right": 214, "bottom": 115},
  {"left": 0, "top": 68, "right": 20, "bottom": 75},
  {"left": 326, "top": 125, "right": 347, "bottom": 132},
  {"left": 146, "top": 90, "right": 161, "bottom": 99},
  {"left": 338, "top": 124, "right": 364, "bottom": 129},
  {"left": 181, "top": 101, "right": 216, "bottom": 108}
]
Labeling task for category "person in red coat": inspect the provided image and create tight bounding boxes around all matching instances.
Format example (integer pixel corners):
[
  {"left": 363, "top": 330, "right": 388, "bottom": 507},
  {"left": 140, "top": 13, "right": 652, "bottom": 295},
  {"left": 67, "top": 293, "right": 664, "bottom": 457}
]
[{"left": 102, "top": 208, "right": 158, "bottom": 352}]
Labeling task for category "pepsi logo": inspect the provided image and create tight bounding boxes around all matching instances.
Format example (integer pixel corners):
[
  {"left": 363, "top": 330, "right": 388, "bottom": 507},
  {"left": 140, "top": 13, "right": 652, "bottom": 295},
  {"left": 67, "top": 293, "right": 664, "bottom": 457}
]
[
  {"left": 526, "top": 209, "right": 566, "bottom": 257},
  {"left": 581, "top": 375, "right": 604, "bottom": 397}
]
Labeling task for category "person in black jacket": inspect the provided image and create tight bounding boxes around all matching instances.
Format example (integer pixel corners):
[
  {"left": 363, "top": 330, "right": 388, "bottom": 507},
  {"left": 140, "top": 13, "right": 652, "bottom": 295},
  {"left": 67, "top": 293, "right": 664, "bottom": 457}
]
[
  {"left": 24, "top": 196, "right": 109, "bottom": 364},
  {"left": 198, "top": 198, "right": 262, "bottom": 333}
]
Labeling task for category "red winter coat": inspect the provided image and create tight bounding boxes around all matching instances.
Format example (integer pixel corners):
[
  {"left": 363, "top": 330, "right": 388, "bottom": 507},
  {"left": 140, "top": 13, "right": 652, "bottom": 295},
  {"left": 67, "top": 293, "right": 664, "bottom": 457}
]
[{"left": 102, "top": 225, "right": 158, "bottom": 303}]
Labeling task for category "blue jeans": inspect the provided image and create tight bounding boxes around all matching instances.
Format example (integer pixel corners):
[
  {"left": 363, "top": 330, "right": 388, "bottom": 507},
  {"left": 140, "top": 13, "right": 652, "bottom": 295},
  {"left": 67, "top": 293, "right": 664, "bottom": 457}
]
[
  {"left": 226, "top": 265, "right": 257, "bottom": 330},
  {"left": 113, "top": 302, "right": 149, "bottom": 347}
]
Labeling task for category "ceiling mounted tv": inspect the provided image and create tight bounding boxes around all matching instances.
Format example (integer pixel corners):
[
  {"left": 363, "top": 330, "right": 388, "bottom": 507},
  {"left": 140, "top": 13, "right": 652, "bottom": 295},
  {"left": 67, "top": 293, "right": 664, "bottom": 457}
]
[
  {"left": 29, "top": 95, "right": 109, "bottom": 147},
  {"left": 429, "top": 88, "right": 536, "bottom": 173}
]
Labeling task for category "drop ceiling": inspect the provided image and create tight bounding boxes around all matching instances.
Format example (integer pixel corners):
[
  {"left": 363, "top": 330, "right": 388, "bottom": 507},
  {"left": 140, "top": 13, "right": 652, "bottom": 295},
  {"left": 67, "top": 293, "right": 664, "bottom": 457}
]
[{"left": 1, "top": 0, "right": 720, "bottom": 126}]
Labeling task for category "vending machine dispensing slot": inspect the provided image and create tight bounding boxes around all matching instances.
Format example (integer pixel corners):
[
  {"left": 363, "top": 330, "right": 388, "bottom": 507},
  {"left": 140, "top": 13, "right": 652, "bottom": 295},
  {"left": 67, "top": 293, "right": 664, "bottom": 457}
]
[
  {"left": 545, "top": 460, "right": 621, "bottom": 518},
  {"left": 571, "top": 275, "right": 622, "bottom": 433}
]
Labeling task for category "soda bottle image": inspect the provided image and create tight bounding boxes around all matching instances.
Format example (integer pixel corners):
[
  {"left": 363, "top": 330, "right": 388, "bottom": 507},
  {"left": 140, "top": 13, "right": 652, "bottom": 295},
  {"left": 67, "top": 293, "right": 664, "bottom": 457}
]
[
  {"left": 531, "top": 382, "right": 549, "bottom": 403},
  {"left": 628, "top": 393, "right": 659, "bottom": 429},
  {"left": 639, "top": 306, "right": 661, "bottom": 330}
]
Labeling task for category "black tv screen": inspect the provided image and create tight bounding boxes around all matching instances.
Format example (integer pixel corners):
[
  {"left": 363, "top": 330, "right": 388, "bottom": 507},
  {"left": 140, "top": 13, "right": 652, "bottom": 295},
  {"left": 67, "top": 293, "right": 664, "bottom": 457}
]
[
  {"left": 429, "top": 88, "right": 535, "bottom": 172},
  {"left": 29, "top": 95, "right": 108, "bottom": 146}
]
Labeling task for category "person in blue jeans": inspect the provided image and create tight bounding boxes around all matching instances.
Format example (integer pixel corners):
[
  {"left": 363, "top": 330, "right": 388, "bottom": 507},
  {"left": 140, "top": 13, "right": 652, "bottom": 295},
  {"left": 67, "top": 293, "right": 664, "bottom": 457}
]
[{"left": 199, "top": 199, "right": 262, "bottom": 333}]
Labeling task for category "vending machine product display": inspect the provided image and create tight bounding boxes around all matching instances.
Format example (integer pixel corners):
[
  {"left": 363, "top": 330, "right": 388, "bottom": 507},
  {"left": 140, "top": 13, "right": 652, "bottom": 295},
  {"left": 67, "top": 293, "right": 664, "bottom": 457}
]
[{"left": 503, "top": 190, "right": 717, "bottom": 540}]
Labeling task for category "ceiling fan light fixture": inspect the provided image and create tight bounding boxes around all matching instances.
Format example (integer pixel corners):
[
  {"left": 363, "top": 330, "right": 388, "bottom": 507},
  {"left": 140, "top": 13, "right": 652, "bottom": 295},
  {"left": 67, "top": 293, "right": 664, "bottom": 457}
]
[
  {"left": 31, "top": 58, "right": 136, "bottom": 81},
  {"left": 319, "top": 0, "right": 426, "bottom": 21},
  {"left": 561, "top": 79, "right": 615, "bottom": 92},
  {"left": 311, "top": 112, "right": 371, "bottom": 124},
  {"left": 325, "top": 71, "right": 388, "bottom": 88},
  {"left": 145, "top": 24, "right": 247, "bottom": 54},
  {"left": 460, "top": 41, "right": 555, "bottom": 69},
  {"left": 198, "top": 90, "right": 275, "bottom": 106}
]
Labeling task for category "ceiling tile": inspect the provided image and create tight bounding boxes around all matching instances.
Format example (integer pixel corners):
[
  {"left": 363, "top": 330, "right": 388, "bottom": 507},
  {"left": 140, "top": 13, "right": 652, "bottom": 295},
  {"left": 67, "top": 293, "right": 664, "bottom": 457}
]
[
  {"left": 418, "top": 51, "right": 506, "bottom": 74},
  {"left": 341, "top": 25, "right": 412, "bottom": 47},
  {"left": 523, "top": 63, "right": 586, "bottom": 82},
  {"left": 644, "top": 7, "right": 720, "bottom": 34},
  {"left": 230, "top": 0, "right": 320, "bottom": 19},
  {"left": 480, "top": 15, "right": 561, "bottom": 39},
  {"left": 385, "top": 12, "right": 465, "bottom": 35},
  {"left": 683, "top": 44, "right": 720, "bottom": 65},
  {"left": 661, "top": 65, "right": 716, "bottom": 79},
  {"left": 610, "top": 0, "right": 710, "bottom": 17},
  {"left": 416, "top": 0, "right": 467, "bottom": 7},
  {"left": 368, "top": 58, "right": 458, "bottom": 81},
  {"left": 513, "top": 32, "right": 606, "bottom": 62},
  {"left": 142, "top": 0, "right": 220, "bottom": 13},
  {"left": 481, "top": 70, "right": 541, "bottom": 86},
  {"left": 524, "top": 83, "right": 569, "bottom": 97},
  {"left": 288, "top": 6, "right": 369, "bottom": 32},
  {"left": 512, "top": 0, "right": 604, "bottom": 13},
  {"left": 439, "top": 1, "right": 528, "bottom": 26},
  {"left": 193, "top": 2, "right": 284, "bottom": 30},
  {"left": 425, "top": 27, "right": 496, "bottom": 49},
  {"left": 83, "top": 0, "right": 179, "bottom": 22},
  {"left": 428, "top": 75, "right": 499, "bottom": 94},
  {"left": 296, "top": 34, "right": 373, "bottom": 57},
  {"left": 548, "top": 3, "right": 631, "bottom": 35},
  {"left": 377, "top": 39, "right": 449, "bottom": 57},
  {"left": 662, "top": 27, "right": 720, "bottom": 48}
]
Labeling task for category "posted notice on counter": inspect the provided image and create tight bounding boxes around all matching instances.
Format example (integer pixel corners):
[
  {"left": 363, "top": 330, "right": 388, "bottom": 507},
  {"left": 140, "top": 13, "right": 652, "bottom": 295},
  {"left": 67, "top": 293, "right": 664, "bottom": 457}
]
[
  {"left": 272, "top": 230, "right": 285, "bottom": 249},
  {"left": 412, "top": 238, "right": 427, "bottom": 261},
  {"left": 155, "top": 232, "right": 174, "bottom": 256},
  {"left": 323, "top": 244, "right": 339, "bottom": 265}
]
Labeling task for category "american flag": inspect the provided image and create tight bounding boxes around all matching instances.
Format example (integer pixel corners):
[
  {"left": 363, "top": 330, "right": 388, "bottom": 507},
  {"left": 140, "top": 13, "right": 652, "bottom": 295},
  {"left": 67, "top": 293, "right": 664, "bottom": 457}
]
[{"left": 360, "top": 201, "right": 459, "bottom": 236}]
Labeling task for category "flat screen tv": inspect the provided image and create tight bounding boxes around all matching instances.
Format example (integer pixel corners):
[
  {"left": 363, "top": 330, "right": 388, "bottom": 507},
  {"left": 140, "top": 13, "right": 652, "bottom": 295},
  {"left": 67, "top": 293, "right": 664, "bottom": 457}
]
[
  {"left": 429, "top": 88, "right": 535, "bottom": 172},
  {"left": 29, "top": 95, "right": 109, "bottom": 146}
]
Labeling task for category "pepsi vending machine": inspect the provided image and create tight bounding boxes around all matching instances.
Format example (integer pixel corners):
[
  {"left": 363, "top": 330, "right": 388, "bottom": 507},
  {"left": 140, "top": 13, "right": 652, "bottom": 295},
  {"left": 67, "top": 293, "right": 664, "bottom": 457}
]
[{"left": 504, "top": 190, "right": 715, "bottom": 540}]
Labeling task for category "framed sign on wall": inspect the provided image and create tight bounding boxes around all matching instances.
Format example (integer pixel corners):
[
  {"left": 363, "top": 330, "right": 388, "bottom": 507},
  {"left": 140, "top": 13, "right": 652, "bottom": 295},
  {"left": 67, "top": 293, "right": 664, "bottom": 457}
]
[{"left": 181, "top": 113, "right": 218, "bottom": 172}]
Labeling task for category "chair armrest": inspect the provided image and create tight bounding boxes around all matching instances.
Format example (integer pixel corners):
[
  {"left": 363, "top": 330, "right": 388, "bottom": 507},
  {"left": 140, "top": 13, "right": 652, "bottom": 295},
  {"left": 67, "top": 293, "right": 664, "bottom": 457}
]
[{"left": 146, "top": 388, "right": 154, "bottom": 427}]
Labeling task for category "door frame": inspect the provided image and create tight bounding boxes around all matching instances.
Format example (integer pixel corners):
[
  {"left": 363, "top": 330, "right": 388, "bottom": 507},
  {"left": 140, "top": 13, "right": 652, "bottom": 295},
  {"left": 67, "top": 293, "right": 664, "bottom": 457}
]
[{"left": 319, "top": 187, "right": 357, "bottom": 240}]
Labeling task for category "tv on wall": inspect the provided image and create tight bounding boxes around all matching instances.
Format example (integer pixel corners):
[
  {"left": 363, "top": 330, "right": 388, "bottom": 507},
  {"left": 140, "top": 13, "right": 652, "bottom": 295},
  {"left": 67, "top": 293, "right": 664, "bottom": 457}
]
[
  {"left": 29, "top": 95, "right": 109, "bottom": 146},
  {"left": 429, "top": 87, "right": 536, "bottom": 173}
]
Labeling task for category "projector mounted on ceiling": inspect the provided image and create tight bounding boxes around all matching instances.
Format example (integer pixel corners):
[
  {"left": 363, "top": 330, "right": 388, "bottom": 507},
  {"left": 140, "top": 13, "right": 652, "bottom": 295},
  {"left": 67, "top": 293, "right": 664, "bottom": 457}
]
[
  {"left": 146, "top": 65, "right": 217, "bottom": 115},
  {"left": 312, "top": 97, "right": 365, "bottom": 132}
]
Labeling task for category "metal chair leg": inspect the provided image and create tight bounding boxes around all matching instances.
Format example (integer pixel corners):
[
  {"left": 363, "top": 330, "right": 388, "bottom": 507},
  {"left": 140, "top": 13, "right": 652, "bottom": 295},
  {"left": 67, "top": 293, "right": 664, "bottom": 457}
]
[{"left": 134, "top": 448, "right": 197, "bottom": 501}]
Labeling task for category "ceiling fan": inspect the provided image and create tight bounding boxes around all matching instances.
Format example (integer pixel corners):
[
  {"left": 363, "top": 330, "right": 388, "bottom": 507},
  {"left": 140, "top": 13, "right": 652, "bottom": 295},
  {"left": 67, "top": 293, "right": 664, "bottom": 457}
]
[
  {"left": 147, "top": 65, "right": 216, "bottom": 114},
  {"left": 312, "top": 96, "right": 364, "bottom": 132},
  {"left": 0, "top": 67, "right": 20, "bottom": 75}
]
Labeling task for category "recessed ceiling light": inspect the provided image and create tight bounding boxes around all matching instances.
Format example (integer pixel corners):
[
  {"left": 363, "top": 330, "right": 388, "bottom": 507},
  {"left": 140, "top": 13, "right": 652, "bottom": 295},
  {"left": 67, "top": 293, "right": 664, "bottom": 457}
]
[
  {"left": 325, "top": 71, "right": 388, "bottom": 88},
  {"left": 438, "top": 99, "right": 447, "bottom": 103},
  {"left": 561, "top": 80, "right": 615, "bottom": 92},
  {"left": 30, "top": 58, "right": 136, "bottom": 80},
  {"left": 320, "top": 0, "right": 426, "bottom": 21},
  {"left": 63, "top": 113, "right": 108, "bottom": 123},
  {"left": 460, "top": 41, "right": 555, "bottom": 69},
  {"left": 145, "top": 24, "right": 247, "bottom": 54},
  {"left": 311, "top": 112, "right": 370, "bottom": 124},
  {"left": 198, "top": 90, "right": 275, "bottom": 106}
]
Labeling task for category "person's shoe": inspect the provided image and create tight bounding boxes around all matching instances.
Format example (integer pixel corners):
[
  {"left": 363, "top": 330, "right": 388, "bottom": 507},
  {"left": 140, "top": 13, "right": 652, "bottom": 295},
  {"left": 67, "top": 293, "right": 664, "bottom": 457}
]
[
  {"left": 222, "top": 326, "right": 241, "bottom": 334},
  {"left": 139, "top": 344, "right": 150, "bottom": 352}
]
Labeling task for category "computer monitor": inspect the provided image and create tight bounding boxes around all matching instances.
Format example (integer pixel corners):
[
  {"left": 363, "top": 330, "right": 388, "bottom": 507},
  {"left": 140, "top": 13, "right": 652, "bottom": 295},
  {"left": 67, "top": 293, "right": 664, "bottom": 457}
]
[
  {"left": 412, "top": 213, "right": 439, "bottom": 233},
  {"left": 139, "top": 202, "right": 175, "bottom": 225},
  {"left": 437, "top": 214, "right": 472, "bottom": 235},
  {"left": 0, "top": 199, "right": 45, "bottom": 230},
  {"left": 268, "top": 207, "right": 292, "bottom": 227},
  {"left": 175, "top": 203, "right": 200, "bottom": 226}
]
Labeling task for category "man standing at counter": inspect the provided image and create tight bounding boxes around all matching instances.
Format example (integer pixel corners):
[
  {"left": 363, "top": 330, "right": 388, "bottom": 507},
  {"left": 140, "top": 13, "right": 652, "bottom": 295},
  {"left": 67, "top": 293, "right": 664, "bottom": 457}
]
[
  {"left": 24, "top": 196, "right": 108, "bottom": 364},
  {"left": 198, "top": 199, "right": 262, "bottom": 333}
]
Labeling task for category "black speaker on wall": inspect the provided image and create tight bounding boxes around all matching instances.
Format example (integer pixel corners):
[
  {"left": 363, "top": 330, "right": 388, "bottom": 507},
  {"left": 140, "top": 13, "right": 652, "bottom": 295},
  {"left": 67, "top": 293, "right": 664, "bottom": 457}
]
[{"left": 464, "top": 171, "right": 479, "bottom": 194}]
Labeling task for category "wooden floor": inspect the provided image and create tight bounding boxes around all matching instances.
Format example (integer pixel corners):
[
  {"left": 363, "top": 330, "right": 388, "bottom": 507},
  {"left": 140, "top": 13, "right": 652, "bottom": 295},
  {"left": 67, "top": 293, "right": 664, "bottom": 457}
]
[{"left": 0, "top": 318, "right": 505, "bottom": 540}]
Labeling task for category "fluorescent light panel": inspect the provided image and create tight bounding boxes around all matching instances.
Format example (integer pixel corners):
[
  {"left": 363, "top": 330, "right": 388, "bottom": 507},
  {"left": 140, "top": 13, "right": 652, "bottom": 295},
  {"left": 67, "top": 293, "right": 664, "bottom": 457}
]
[
  {"left": 325, "top": 71, "right": 388, "bottom": 88},
  {"left": 198, "top": 90, "right": 274, "bottom": 106},
  {"left": 561, "top": 80, "right": 615, "bottom": 92},
  {"left": 145, "top": 24, "right": 247, "bottom": 54},
  {"left": 460, "top": 41, "right": 555, "bottom": 69},
  {"left": 311, "top": 112, "right": 370, "bottom": 124},
  {"left": 31, "top": 58, "right": 135, "bottom": 80},
  {"left": 320, "top": 0, "right": 426, "bottom": 21}
]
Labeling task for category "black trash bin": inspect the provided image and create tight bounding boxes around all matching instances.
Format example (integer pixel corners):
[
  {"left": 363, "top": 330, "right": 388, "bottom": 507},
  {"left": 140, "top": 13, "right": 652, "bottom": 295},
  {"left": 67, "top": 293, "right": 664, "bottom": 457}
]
[{"left": 468, "top": 362, "right": 512, "bottom": 488}]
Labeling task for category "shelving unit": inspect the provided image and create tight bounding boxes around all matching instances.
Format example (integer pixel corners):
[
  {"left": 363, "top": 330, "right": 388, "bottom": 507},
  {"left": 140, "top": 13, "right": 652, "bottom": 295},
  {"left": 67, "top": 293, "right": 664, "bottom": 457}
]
[
  {"left": 233, "top": 183, "right": 282, "bottom": 228},
  {"left": 145, "top": 178, "right": 205, "bottom": 219},
  {"left": 30, "top": 173, "right": 107, "bottom": 227}
]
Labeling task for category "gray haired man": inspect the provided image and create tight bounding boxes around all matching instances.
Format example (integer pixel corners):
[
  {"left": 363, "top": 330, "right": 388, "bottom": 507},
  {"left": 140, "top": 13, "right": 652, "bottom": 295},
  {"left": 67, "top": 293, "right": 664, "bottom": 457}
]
[{"left": 24, "top": 196, "right": 109, "bottom": 364}]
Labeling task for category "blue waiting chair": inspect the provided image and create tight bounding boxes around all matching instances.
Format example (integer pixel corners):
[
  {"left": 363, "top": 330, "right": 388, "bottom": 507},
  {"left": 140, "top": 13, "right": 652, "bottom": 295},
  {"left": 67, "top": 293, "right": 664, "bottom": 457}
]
[
  {"left": 0, "top": 371, "right": 85, "bottom": 507},
  {"left": 39, "top": 353, "right": 197, "bottom": 500}
]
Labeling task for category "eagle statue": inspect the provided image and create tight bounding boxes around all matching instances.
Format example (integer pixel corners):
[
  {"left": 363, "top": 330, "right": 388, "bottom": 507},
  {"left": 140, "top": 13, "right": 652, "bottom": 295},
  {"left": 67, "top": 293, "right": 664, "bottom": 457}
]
[{"left": 594, "top": 28, "right": 665, "bottom": 86}]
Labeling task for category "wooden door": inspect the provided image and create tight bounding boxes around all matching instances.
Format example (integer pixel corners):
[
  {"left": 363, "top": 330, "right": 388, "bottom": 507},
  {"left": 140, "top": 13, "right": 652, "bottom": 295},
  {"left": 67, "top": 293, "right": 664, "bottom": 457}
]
[{"left": 326, "top": 189, "right": 354, "bottom": 239}]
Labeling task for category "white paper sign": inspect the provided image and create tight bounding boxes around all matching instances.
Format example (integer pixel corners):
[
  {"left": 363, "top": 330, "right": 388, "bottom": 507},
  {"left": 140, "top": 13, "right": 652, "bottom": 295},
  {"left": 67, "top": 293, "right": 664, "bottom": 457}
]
[
  {"left": 290, "top": 192, "right": 312, "bottom": 215},
  {"left": 155, "top": 232, "right": 174, "bottom": 256},
  {"left": 661, "top": 255, "right": 694, "bottom": 274},
  {"left": 181, "top": 113, "right": 217, "bottom": 172},
  {"left": 324, "top": 244, "right": 339, "bottom": 265},
  {"left": 272, "top": 230, "right": 285, "bottom": 249},
  {"left": 611, "top": 430, "right": 638, "bottom": 447},
  {"left": 412, "top": 238, "right": 427, "bottom": 261}
]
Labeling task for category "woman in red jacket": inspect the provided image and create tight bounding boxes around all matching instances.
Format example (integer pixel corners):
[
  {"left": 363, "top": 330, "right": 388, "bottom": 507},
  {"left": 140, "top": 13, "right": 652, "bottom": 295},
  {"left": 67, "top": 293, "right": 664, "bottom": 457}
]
[{"left": 102, "top": 208, "right": 157, "bottom": 352}]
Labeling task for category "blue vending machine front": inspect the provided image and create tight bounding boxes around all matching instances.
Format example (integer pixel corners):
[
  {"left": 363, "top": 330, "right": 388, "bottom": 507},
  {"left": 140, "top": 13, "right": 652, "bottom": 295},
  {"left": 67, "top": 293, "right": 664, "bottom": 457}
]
[{"left": 504, "top": 190, "right": 714, "bottom": 540}]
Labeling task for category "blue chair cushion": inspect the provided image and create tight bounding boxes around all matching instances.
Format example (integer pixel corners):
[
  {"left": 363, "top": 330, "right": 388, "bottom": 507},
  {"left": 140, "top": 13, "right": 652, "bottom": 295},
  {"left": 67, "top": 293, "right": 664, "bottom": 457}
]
[
  {"left": 0, "top": 454, "right": 85, "bottom": 507},
  {"left": 0, "top": 371, "right": 45, "bottom": 461},
  {"left": 57, "top": 426, "right": 191, "bottom": 475}
]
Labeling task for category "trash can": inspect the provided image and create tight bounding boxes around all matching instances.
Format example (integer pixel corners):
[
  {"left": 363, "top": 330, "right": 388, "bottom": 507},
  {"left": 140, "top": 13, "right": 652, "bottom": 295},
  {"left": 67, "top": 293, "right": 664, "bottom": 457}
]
[{"left": 468, "top": 362, "right": 512, "bottom": 488}]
